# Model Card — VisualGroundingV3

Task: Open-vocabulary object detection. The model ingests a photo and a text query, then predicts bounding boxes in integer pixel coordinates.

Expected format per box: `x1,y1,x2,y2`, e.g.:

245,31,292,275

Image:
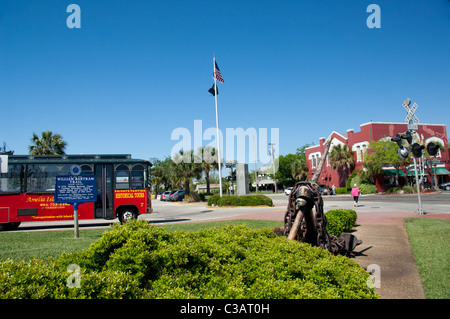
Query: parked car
284,187,293,195
318,184,331,195
162,190,177,201
170,190,185,201
160,191,169,201
439,182,450,191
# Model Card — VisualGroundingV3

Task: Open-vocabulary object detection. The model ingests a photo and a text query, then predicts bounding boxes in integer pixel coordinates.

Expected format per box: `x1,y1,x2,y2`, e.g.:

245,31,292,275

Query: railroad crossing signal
402,98,419,125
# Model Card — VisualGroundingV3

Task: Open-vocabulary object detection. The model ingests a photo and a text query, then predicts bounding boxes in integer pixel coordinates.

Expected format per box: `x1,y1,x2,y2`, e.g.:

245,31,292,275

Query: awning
383,169,406,176
407,169,425,176
432,167,450,175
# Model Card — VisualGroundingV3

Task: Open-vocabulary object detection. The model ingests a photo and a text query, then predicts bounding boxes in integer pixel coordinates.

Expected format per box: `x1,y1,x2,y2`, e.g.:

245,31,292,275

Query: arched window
115,164,130,190
132,164,145,189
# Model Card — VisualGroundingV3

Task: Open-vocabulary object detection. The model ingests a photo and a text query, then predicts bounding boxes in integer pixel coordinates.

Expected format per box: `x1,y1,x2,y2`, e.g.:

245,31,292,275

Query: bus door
94,164,115,219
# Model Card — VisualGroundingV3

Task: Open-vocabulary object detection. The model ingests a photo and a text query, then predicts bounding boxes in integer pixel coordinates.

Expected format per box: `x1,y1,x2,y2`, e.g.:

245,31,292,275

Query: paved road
7,191,450,232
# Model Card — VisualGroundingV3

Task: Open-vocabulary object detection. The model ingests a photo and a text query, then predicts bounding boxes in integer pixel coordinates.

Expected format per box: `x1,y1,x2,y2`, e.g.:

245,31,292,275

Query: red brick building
305,122,450,192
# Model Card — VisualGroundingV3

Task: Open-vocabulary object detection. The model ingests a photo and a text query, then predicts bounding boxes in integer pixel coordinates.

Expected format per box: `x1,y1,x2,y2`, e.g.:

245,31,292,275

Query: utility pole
269,143,277,193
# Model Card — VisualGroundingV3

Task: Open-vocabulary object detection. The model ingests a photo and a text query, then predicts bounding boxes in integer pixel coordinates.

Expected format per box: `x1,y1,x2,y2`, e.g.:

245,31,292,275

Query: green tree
274,143,311,187
28,131,67,155
291,157,307,181
364,140,411,187
171,150,202,195
149,157,171,194
195,146,221,194
275,154,300,187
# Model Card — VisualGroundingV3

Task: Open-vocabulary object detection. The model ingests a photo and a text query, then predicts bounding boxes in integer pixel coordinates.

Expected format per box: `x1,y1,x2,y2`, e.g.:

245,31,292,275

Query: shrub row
335,184,378,195
325,209,358,237
207,194,273,207
0,220,376,299
384,186,413,194
335,187,348,194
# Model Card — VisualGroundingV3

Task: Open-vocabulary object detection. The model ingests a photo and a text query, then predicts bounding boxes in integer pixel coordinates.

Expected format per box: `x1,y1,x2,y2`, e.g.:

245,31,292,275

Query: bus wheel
118,208,137,224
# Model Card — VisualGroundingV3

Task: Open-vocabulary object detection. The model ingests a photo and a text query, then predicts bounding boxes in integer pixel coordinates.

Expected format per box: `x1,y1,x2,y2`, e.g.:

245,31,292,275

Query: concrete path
352,223,426,299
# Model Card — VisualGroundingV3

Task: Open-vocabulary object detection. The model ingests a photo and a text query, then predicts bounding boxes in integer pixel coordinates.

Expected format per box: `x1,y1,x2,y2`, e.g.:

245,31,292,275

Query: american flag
213,61,224,83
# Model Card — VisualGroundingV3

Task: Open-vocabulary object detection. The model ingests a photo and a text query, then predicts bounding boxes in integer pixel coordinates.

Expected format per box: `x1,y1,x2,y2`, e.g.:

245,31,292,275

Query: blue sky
1,0,449,168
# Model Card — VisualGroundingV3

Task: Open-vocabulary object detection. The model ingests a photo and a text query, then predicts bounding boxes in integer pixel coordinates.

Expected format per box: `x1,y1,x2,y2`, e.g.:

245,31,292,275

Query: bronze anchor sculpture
283,139,362,257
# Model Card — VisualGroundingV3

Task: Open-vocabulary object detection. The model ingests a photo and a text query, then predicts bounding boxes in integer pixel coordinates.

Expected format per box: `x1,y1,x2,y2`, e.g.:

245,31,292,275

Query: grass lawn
0,219,283,261
405,218,450,299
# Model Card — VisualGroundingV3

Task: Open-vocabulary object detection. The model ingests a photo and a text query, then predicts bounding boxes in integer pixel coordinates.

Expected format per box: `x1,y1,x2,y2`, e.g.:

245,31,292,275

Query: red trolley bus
0,154,153,231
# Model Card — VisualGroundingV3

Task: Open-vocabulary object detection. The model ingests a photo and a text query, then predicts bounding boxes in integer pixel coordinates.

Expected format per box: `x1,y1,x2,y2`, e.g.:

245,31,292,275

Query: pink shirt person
351,184,360,207
351,185,360,197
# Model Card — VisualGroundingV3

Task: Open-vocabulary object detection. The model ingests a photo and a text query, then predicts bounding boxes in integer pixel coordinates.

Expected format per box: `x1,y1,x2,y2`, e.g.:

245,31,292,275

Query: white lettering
366,4,381,29
66,4,81,29
66,264,81,288
367,264,381,288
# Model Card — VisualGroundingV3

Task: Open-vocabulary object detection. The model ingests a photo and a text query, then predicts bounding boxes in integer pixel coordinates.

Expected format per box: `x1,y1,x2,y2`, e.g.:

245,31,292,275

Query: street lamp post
268,143,277,193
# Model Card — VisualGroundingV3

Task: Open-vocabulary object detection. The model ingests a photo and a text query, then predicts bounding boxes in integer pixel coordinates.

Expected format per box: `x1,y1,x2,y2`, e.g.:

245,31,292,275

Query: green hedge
207,194,273,207
384,186,413,194
0,220,376,299
325,209,358,237
335,187,348,194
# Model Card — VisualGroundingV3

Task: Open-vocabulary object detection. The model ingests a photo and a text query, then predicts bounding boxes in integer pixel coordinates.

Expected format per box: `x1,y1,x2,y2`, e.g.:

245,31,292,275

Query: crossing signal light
426,142,440,156
411,143,425,158
397,146,410,159
403,131,413,144
391,134,402,147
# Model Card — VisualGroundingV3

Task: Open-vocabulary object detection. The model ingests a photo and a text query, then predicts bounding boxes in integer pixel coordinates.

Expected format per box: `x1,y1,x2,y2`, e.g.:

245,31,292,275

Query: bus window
132,164,145,189
115,164,130,190
0,164,23,193
26,164,71,193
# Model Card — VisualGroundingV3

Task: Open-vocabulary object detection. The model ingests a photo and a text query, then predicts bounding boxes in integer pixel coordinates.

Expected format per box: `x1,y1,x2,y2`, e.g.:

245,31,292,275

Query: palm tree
195,146,221,194
328,144,354,186
171,149,202,195
28,131,67,155
291,157,307,181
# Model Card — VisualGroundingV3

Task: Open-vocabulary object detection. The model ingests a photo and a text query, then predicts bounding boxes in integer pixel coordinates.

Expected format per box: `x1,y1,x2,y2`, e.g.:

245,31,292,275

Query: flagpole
213,56,223,197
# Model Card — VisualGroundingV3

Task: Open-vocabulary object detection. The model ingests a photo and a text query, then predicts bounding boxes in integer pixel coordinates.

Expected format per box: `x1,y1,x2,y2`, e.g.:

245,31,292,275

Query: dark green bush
207,194,220,206
358,183,378,194
208,194,273,207
335,187,348,194
325,209,358,237
0,220,376,299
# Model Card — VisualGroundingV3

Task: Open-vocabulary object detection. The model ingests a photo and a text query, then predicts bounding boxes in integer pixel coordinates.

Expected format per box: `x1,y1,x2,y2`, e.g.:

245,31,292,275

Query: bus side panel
0,207,9,223
114,189,147,215
3,194,95,223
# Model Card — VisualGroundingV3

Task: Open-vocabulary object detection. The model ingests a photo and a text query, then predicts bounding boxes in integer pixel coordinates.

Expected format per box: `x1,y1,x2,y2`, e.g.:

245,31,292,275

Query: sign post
55,165,96,238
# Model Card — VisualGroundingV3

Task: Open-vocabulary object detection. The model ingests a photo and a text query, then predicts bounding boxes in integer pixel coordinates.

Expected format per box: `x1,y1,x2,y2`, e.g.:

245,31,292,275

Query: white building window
352,141,369,163
308,152,321,169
